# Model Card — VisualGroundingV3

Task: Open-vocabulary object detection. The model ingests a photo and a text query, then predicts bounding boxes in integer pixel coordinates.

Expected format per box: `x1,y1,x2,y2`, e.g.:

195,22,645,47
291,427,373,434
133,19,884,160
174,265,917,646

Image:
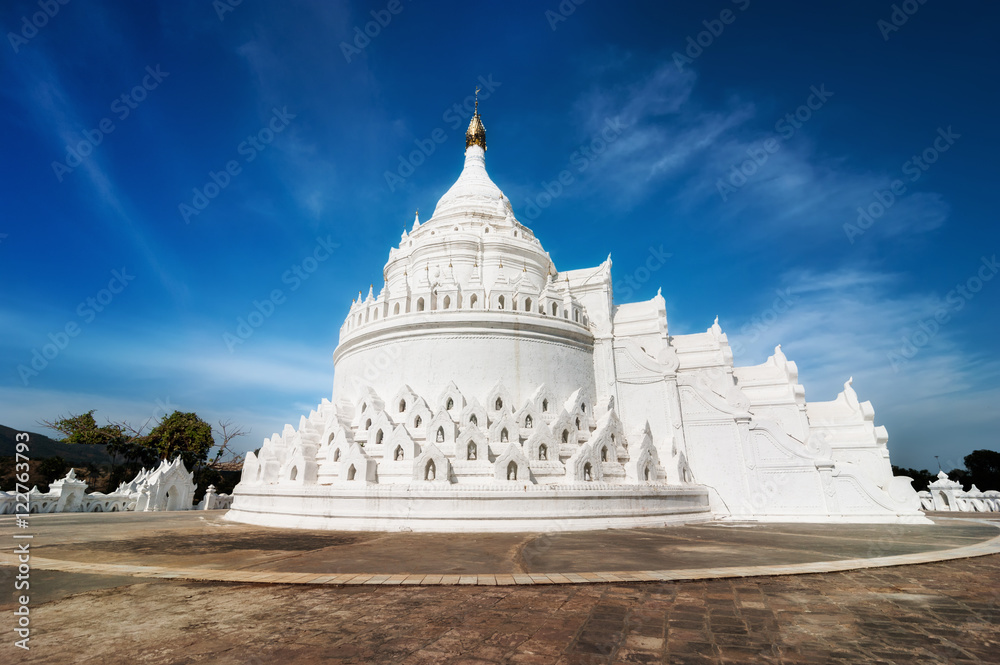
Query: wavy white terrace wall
0,460,224,514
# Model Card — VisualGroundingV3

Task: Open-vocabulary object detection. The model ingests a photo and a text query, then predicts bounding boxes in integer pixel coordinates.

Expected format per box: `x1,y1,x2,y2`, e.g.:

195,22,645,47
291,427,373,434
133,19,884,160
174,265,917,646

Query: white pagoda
227,101,926,531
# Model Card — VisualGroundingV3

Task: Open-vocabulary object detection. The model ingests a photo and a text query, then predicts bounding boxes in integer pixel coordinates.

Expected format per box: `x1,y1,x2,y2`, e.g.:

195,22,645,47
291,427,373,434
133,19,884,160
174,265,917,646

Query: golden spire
465,86,487,151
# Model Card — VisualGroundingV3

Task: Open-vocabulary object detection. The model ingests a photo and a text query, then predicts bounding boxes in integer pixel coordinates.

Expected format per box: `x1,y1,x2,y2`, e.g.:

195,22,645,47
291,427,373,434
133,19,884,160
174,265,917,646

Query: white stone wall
0,460,200,514
332,315,596,412
228,119,931,530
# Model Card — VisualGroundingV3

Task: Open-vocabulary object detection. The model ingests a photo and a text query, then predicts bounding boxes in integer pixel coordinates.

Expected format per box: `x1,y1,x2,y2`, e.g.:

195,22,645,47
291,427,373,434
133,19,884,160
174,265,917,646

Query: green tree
42,409,244,493
147,411,214,468
41,410,157,491
37,456,70,483
964,449,1000,491
50,411,108,446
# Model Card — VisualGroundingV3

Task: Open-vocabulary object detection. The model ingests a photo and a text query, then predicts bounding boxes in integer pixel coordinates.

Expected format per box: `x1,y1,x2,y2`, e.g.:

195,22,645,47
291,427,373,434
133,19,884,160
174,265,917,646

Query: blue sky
1,0,997,471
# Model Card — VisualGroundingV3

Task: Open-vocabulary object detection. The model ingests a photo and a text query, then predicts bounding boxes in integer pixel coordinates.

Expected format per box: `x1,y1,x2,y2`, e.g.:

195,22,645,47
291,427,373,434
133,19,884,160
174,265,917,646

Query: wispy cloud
566,62,754,202
682,137,951,242
6,47,185,297
561,59,952,246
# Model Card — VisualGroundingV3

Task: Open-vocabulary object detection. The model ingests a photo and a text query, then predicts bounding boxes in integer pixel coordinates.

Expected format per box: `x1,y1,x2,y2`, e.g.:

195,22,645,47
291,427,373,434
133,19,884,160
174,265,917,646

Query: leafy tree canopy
37,455,70,481
964,449,1000,491
44,410,155,468
50,410,113,446
147,411,215,468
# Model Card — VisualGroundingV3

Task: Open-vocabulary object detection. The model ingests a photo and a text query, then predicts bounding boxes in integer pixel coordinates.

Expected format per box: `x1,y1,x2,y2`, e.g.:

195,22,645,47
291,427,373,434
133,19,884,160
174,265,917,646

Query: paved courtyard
3,556,999,664
2,512,999,664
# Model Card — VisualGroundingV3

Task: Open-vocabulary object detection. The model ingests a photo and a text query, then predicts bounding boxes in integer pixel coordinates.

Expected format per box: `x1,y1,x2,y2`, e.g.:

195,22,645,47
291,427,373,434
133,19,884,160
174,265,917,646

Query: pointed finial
466,89,487,151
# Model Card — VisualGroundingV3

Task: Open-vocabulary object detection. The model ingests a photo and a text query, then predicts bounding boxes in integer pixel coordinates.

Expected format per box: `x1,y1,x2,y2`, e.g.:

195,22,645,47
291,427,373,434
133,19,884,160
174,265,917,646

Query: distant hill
0,424,114,465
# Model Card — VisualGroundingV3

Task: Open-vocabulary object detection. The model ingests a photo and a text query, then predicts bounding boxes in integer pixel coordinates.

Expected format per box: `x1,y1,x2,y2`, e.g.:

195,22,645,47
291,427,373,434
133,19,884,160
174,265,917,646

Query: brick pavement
3,512,998,587
8,554,1000,664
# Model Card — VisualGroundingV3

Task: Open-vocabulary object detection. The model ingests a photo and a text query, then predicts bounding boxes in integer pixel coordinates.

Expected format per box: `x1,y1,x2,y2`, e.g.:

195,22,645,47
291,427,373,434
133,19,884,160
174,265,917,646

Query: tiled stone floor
3,512,998,586
7,554,1000,664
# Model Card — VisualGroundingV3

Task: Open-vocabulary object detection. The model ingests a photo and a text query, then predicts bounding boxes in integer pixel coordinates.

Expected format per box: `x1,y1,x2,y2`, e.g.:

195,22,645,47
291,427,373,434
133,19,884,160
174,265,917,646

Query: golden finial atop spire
465,87,487,151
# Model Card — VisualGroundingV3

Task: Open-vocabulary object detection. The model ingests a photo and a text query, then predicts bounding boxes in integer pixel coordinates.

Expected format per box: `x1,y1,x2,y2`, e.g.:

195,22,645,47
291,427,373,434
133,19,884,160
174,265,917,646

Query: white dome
431,145,513,222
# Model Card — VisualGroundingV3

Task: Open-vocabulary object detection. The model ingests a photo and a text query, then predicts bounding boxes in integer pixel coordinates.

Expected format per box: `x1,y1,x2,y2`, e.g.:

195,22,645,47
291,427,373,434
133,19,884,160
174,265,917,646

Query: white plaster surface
228,113,934,531
0,459,218,514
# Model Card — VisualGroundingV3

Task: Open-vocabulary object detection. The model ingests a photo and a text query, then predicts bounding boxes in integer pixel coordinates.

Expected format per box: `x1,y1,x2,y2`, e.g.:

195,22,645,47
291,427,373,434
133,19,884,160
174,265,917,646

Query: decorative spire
465,87,487,151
